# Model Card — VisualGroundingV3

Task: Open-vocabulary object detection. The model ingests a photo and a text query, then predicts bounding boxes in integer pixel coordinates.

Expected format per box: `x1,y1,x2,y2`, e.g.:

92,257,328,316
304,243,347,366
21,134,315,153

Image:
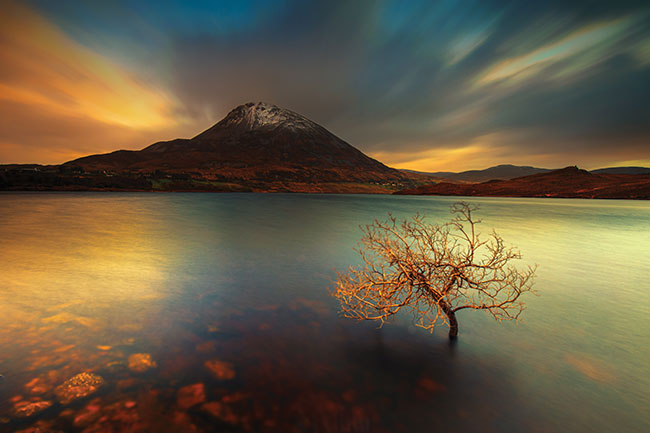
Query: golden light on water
0,198,173,346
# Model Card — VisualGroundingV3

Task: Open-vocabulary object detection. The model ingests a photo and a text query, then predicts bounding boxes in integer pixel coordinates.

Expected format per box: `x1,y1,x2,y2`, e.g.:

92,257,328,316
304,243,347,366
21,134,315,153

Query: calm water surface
1,193,649,432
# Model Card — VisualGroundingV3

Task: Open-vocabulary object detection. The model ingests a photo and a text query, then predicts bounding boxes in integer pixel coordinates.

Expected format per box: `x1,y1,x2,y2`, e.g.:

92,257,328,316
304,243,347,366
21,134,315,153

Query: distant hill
395,166,650,199
401,164,551,183
398,169,450,182
2,102,425,193
591,166,650,175
402,164,650,184
436,164,552,182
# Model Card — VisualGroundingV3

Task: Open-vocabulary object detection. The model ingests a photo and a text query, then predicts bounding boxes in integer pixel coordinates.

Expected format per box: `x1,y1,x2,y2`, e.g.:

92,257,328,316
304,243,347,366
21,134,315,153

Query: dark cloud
15,0,650,169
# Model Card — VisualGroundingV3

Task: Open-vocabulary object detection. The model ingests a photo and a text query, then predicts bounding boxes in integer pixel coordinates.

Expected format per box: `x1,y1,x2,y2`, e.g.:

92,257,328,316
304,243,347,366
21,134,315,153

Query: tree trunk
446,310,458,339
440,301,459,340
423,283,459,339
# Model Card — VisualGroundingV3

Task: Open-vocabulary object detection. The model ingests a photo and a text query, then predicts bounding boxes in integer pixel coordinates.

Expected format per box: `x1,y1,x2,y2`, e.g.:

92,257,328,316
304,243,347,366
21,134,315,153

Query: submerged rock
67,398,143,432
171,411,200,433
204,360,235,380
73,400,102,428
417,376,446,393
25,377,52,395
14,420,64,433
128,353,157,373
12,399,53,417
54,372,105,404
176,383,206,409
221,392,250,403
201,401,239,425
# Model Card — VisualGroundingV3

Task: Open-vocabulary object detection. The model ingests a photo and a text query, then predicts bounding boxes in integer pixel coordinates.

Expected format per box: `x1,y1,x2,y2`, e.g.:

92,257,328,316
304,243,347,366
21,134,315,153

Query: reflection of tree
333,202,536,339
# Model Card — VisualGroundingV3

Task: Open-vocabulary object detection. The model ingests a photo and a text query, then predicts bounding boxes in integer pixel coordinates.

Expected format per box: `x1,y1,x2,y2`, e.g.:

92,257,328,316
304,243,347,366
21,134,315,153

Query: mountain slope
67,102,411,190
395,166,650,199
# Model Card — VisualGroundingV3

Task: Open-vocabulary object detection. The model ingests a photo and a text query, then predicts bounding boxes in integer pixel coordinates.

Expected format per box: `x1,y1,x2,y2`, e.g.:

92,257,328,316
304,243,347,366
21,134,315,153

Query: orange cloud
0,1,196,164
369,129,650,172
369,133,517,172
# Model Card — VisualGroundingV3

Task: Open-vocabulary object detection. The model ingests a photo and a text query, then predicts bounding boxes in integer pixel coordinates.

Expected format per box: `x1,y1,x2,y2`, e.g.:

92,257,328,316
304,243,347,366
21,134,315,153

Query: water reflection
0,193,649,432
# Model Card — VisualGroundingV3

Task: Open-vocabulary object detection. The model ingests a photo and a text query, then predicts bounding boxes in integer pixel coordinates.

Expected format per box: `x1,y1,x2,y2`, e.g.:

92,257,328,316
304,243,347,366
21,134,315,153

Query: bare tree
332,202,536,339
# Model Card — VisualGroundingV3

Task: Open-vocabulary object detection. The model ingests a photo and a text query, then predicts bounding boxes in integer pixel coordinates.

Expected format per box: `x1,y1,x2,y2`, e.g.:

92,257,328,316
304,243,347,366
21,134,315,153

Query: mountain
403,164,650,183
62,102,416,192
402,164,552,183
395,166,650,199
591,166,650,175
5,102,647,195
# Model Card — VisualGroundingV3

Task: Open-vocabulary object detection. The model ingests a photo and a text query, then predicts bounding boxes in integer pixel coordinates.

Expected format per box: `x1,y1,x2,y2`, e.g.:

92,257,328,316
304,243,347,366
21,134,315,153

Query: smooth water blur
1,193,649,432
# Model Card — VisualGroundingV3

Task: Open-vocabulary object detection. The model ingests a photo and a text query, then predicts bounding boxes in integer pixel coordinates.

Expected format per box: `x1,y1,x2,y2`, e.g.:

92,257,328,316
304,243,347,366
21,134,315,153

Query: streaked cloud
446,19,497,66
2,0,650,170
0,1,197,163
476,17,637,87
0,2,184,129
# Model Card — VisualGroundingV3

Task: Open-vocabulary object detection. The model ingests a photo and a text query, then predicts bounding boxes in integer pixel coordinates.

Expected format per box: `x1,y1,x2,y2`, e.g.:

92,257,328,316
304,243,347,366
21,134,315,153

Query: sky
0,0,649,171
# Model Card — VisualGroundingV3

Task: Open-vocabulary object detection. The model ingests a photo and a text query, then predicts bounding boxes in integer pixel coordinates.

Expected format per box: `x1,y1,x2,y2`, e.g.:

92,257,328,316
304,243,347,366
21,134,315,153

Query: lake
1,192,649,432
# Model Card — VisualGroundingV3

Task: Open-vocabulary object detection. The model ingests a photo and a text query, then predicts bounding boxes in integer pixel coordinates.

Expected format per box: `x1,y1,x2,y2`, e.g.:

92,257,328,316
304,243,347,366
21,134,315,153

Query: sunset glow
0,1,196,163
1,0,648,170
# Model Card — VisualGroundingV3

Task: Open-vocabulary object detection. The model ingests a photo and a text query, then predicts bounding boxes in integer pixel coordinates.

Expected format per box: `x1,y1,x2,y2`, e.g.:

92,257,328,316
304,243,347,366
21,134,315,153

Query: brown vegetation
395,166,650,199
